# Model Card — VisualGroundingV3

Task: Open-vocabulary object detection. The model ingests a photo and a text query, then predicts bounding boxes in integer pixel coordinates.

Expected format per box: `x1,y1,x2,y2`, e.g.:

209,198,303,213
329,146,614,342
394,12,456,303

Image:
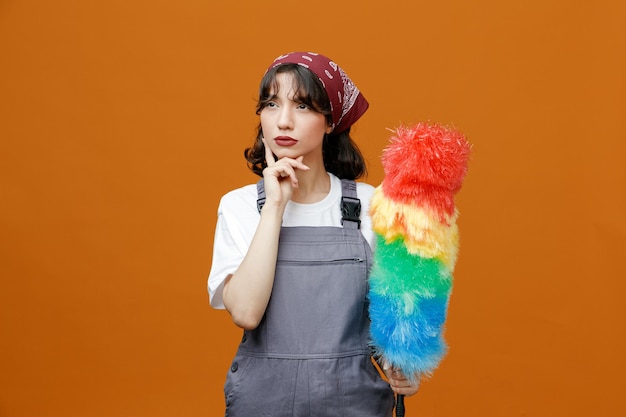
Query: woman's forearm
222,203,284,330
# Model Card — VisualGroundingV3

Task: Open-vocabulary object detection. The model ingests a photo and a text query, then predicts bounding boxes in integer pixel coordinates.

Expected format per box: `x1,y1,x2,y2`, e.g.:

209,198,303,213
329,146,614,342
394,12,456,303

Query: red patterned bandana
268,52,369,133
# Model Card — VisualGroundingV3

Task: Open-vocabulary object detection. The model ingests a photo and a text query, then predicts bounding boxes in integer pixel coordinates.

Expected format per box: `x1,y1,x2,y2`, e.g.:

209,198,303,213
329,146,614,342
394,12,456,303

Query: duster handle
396,394,405,417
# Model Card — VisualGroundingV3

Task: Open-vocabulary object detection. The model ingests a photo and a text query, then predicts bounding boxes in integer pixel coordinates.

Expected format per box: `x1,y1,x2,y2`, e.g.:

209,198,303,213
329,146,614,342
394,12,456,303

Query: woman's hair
244,63,367,180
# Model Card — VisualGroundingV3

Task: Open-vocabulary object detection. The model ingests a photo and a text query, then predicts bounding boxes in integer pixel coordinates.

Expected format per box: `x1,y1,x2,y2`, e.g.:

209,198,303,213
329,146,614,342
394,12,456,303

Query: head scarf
267,52,369,134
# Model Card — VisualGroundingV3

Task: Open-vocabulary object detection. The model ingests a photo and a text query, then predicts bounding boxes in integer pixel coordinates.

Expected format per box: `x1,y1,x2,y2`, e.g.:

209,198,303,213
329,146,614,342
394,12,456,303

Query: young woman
208,52,419,416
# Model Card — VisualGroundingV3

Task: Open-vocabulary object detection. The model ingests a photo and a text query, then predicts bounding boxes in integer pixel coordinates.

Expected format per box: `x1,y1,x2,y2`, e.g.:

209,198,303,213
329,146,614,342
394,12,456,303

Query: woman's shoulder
356,181,376,200
356,181,375,192
354,182,376,226
218,183,260,214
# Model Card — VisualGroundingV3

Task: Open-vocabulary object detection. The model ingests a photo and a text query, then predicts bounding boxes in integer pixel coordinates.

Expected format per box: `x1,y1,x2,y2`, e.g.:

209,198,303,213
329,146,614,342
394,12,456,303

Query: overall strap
340,179,361,229
256,178,361,230
256,179,266,213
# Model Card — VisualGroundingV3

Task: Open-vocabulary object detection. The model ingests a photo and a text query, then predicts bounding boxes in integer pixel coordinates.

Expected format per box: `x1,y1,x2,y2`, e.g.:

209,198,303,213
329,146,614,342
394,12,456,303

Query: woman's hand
382,360,421,397
223,140,309,330
261,138,309,208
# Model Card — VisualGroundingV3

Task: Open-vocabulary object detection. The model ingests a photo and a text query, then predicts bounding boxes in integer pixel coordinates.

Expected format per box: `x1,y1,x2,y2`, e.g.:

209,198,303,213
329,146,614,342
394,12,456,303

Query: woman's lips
274,136,298,146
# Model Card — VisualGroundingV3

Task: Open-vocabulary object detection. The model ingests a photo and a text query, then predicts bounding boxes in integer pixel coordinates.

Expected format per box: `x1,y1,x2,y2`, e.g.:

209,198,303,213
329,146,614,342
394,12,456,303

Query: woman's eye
266,102,277,108
296,104,309,110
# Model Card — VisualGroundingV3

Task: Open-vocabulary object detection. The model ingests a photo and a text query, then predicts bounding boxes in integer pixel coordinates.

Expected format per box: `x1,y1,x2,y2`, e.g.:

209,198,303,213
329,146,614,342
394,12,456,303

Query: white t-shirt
207,173,376,309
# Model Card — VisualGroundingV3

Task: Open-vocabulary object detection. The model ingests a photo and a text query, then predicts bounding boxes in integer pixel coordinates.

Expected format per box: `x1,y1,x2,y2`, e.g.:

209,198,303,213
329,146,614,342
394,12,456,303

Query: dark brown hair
244,64,367,180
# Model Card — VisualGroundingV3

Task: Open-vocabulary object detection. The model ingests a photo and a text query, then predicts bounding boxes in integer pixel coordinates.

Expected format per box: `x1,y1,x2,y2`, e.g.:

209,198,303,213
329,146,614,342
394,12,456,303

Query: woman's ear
326,123,335,135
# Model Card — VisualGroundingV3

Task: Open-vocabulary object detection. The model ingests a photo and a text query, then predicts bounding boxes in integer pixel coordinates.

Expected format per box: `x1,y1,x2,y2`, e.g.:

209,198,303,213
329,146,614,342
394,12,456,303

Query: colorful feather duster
368,122,471,383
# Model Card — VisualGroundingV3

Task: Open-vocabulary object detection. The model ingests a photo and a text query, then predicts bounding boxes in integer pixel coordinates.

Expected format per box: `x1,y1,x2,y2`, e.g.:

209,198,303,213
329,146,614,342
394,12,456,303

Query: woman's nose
277,107,293,129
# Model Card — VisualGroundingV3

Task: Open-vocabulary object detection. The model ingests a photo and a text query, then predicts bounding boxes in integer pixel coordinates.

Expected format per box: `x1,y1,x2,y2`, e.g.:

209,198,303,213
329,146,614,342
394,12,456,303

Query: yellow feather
370,187,460,268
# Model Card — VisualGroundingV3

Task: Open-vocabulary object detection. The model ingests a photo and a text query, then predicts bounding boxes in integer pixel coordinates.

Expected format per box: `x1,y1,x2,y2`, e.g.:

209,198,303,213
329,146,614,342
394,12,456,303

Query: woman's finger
294,155,309,171
263,160,297,188
262,137,276,167
389,372,421,397
277,164,296,182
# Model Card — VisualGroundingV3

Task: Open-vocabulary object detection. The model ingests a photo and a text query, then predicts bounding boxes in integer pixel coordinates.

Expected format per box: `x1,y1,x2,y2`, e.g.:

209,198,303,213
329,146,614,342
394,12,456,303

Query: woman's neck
290,166,330,204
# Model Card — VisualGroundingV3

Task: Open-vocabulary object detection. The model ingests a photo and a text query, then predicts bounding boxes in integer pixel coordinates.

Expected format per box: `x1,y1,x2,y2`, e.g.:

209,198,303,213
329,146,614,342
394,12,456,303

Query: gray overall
223,179,394,417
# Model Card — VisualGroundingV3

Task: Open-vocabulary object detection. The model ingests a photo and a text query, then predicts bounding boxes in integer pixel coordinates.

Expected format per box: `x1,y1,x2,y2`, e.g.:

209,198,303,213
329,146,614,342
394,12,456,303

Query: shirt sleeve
207,186,259,309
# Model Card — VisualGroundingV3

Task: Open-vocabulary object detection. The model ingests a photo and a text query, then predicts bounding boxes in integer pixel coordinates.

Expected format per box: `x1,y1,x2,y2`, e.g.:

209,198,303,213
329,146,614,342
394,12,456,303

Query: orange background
1,1,625,416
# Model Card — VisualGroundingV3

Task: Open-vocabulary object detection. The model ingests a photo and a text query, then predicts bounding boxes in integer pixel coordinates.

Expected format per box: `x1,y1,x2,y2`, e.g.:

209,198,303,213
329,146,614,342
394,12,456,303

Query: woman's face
260,72,332,163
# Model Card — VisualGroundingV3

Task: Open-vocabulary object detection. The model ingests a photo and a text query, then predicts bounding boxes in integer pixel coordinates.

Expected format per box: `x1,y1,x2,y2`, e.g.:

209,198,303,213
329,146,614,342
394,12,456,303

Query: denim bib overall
223,180,394,417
